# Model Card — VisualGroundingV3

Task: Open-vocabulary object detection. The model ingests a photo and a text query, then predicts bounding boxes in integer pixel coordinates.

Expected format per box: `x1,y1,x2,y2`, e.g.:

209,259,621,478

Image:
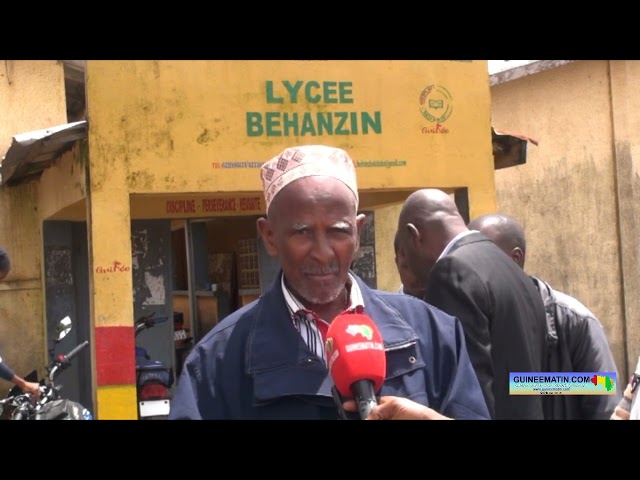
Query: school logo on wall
418,85,453,123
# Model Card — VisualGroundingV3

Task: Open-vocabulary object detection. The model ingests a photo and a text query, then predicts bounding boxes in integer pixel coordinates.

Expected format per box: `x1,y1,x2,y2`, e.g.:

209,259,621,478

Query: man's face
397,226,434,288
258,176,364,307
395,248,426,299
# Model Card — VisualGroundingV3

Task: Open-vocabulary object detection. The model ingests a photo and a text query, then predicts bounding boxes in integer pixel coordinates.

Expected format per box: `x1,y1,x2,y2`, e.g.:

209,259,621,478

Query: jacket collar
246,270,420,403
530,276,558,345
444,230,490,257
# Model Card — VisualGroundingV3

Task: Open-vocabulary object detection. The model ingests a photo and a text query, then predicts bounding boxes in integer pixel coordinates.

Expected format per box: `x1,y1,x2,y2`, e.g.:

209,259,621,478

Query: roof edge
490,60,577,86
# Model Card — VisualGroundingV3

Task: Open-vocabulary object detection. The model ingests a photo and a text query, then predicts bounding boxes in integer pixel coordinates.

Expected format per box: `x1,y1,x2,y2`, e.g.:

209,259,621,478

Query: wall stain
197,129,211,144
152,130,174,153
126,170,155,190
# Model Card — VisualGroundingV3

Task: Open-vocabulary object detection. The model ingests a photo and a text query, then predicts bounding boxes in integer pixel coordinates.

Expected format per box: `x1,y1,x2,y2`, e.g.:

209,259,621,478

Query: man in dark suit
396,189,548,419
468,213,621,420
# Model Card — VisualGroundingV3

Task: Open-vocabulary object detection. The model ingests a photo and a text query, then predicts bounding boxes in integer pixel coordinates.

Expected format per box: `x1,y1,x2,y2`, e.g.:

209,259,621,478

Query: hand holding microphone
342,396,452,420
325,312,452,420
325,312,386,420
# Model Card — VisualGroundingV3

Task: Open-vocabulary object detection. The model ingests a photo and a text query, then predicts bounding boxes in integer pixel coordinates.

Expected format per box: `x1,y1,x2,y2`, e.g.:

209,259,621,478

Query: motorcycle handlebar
65,340,89,361
49,341,89,381
134,314,169,336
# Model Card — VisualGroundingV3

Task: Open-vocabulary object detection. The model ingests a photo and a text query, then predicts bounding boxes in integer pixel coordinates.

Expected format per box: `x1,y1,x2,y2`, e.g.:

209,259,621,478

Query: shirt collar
437,229,478,263
281,271,365,318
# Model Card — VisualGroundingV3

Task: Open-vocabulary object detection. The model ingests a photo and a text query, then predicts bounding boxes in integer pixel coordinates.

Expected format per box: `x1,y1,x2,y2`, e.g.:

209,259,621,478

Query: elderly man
395,189,548,420
468,213,621,420
168,146,489,420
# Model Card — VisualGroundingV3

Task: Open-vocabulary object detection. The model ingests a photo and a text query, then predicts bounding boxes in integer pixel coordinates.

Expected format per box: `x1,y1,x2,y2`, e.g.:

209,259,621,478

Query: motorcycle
135,312,174,420
173,311,193,379
0,316,93,420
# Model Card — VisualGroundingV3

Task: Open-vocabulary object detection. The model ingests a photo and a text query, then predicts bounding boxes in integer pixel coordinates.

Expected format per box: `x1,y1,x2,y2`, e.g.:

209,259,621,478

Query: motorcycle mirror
55,316,73,341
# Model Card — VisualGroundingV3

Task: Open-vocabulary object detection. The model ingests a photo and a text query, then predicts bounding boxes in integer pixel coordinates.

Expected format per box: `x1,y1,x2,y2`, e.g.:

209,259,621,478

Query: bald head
468,213,527,269
399,188,467,238
396,189,468,287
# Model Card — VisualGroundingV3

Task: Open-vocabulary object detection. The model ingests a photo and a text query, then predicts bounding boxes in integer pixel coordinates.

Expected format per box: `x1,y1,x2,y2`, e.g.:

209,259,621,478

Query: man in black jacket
468,213,621,420
396,189,548,420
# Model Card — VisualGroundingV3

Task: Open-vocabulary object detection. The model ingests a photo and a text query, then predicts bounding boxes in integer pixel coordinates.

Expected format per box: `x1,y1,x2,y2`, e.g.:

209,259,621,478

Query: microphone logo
346,324,374,340
325,337,334,355
325,337,340,370
328,322,384,355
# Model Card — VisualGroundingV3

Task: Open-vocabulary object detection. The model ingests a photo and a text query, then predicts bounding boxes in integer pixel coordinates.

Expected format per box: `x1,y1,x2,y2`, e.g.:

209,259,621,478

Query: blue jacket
168,272,490,420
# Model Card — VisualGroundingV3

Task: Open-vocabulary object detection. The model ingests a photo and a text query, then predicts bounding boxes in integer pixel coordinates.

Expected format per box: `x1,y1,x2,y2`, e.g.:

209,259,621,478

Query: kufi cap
260,145,359,213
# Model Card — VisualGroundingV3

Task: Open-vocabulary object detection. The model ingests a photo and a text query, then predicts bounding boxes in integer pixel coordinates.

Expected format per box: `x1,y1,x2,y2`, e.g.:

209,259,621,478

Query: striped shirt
281,272,365,364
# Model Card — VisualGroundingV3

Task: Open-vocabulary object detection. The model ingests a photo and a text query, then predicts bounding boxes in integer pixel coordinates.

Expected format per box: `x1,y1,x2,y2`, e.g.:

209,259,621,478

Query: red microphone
325,312,386,419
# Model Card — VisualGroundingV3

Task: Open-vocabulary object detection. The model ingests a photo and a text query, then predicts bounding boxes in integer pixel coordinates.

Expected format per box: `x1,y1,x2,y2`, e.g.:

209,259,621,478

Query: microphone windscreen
325,312,386,398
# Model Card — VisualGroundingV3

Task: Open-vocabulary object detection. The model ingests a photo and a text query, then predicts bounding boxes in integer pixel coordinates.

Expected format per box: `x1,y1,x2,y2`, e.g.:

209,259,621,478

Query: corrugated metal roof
0,120,87,186
490,60,576,86
492,126,538,170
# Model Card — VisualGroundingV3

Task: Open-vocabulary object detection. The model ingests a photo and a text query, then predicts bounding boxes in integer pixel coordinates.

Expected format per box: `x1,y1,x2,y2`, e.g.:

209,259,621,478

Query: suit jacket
168,270,490,420
425,232,548,420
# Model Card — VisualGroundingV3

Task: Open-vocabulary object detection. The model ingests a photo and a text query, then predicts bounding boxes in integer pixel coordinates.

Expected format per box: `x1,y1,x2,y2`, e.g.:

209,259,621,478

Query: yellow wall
0,60,68,154
0,183,44,393
85,60,495,198
375,203,403,292
0,60,68,394
38,141,88,221
81,60,498,417
86,60,497,293
490,60,637,378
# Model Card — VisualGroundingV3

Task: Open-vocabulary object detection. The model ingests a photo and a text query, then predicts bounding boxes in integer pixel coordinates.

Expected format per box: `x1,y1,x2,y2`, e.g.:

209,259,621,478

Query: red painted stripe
95,326,136,385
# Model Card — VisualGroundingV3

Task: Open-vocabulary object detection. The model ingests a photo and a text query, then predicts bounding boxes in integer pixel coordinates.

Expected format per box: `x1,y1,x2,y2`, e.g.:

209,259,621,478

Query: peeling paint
142,271,165,305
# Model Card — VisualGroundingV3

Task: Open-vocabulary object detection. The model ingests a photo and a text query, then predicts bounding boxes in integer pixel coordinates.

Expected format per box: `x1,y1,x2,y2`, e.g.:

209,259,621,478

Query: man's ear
511,247,525,269
256,217,278,257
405,223,421,247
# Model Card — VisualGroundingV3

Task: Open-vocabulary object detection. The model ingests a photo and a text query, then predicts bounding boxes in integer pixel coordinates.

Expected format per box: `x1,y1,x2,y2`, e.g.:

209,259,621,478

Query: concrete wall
0,60,67,154
490,60,636,378
0,60,68,394
0,183,43,393
375,203,402,292
38,142,87,221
